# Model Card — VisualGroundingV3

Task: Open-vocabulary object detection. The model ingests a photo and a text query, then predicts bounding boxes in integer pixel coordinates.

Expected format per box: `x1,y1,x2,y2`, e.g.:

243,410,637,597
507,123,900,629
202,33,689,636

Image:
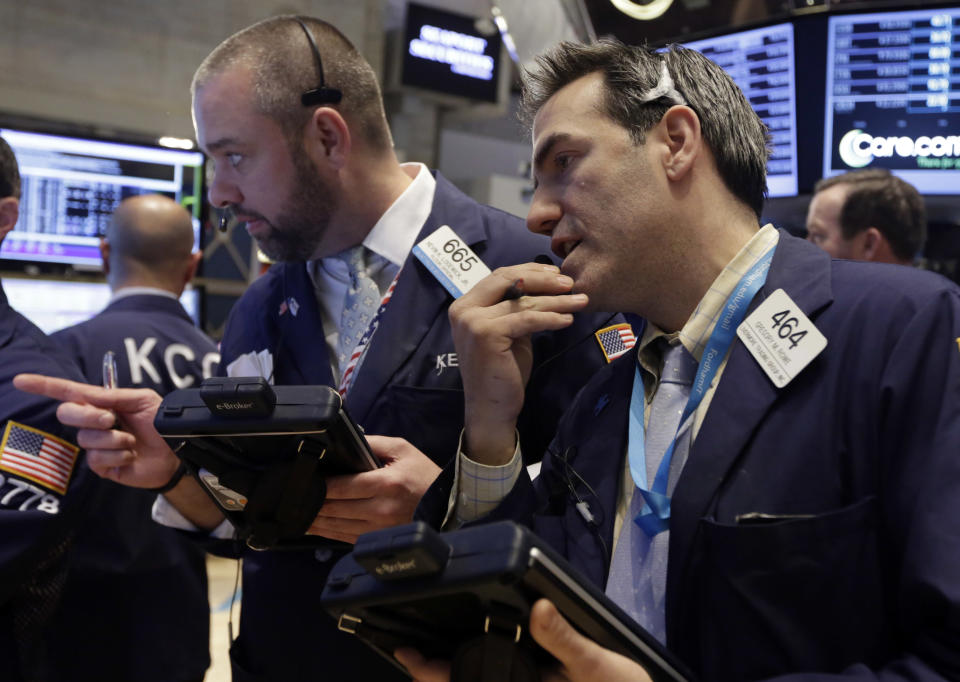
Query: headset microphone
219,212,228,233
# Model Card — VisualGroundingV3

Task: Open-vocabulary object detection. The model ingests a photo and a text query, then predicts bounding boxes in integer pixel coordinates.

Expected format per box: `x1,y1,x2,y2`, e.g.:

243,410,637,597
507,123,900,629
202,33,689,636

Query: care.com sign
838,129,960,169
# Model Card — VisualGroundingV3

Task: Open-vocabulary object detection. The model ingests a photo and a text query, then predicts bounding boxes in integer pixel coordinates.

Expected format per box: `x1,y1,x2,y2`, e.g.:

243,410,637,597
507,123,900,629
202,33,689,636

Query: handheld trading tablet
154,377,379,550
321,521,693,682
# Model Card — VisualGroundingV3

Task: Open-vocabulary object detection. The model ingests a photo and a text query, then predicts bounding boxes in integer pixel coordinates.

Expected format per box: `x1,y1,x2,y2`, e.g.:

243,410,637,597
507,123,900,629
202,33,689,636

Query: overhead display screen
684,22,799,198
823,7,960,194
0,129,203,268
401,2,503,104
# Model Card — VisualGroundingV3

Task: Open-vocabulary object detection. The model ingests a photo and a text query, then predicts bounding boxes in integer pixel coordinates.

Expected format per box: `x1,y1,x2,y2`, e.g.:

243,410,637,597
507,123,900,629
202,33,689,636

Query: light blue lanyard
628,246,775,536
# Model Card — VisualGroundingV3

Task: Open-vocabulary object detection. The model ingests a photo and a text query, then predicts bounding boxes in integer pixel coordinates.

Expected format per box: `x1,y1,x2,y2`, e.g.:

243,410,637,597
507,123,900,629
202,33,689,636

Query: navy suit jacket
0,281,96,682
421,232,960,681
215,173,621,681
48,294,220,681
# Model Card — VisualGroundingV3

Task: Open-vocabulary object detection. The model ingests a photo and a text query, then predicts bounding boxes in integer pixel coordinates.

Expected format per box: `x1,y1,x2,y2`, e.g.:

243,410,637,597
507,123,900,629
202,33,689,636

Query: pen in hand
501,255,559,302
501,278,525,302
102,350,118,390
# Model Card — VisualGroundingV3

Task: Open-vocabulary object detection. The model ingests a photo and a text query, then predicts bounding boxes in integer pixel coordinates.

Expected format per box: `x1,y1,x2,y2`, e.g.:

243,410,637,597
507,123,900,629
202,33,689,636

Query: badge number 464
737,288,827,388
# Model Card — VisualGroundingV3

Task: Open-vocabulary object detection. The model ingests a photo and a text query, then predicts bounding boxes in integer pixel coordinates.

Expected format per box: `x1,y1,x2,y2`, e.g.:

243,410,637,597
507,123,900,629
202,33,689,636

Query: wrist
463,423,518,466
149,460,188,493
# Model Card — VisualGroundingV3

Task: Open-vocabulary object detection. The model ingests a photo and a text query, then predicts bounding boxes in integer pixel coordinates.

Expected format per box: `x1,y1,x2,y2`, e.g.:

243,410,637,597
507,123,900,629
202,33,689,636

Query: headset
218,17,343,233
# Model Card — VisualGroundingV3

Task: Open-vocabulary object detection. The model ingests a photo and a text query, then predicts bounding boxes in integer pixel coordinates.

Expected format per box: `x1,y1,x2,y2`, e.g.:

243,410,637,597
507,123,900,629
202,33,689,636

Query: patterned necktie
605,340,698,644
337,246,381,376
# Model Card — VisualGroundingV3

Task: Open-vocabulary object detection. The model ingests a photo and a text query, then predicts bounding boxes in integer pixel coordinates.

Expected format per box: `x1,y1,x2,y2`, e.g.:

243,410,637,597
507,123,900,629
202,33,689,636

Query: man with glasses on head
399,40,960,681
16,16,621,682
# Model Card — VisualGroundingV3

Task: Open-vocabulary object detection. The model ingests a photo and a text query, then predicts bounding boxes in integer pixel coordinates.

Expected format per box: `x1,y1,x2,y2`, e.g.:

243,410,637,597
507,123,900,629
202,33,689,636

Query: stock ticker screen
823,7,960,193
684,22,799,198
0,129,203,268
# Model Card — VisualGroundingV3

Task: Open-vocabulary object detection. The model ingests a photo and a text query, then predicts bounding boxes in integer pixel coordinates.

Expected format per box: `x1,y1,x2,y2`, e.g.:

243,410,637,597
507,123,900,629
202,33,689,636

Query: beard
249,149,337,262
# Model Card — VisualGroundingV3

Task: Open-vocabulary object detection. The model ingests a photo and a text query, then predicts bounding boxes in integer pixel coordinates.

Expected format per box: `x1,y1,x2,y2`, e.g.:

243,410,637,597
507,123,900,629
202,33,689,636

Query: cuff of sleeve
446,430,522,527
151,493,237,540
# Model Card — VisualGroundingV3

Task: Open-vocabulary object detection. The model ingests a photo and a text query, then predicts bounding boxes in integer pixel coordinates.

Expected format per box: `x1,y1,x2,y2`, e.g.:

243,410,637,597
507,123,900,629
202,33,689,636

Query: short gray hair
192,15,392,153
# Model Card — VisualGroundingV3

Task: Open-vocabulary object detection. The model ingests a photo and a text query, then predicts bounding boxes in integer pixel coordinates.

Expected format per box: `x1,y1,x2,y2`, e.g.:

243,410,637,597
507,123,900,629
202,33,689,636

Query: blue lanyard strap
628,245,775,536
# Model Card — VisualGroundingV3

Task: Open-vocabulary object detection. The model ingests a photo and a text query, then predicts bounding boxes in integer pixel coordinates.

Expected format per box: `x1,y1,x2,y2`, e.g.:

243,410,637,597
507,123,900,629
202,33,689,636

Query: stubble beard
255,150,337,262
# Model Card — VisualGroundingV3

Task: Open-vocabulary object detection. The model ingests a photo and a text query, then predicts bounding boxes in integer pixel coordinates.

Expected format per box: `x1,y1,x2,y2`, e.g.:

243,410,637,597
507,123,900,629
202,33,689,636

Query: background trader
48,194,219,682
805,168,926,265
0,137,97,682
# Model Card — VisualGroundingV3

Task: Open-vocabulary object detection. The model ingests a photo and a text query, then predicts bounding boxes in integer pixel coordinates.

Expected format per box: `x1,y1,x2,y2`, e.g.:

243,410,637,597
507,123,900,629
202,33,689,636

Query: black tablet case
322,520,694,682
154,378,378,549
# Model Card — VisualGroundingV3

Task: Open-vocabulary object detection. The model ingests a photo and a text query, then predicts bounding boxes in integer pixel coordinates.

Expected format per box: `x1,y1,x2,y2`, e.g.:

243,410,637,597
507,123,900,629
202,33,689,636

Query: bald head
103,195,199,294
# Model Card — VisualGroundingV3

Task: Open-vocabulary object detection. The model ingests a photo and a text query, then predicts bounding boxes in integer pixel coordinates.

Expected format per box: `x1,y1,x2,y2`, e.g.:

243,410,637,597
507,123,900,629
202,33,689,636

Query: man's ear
658,105,701,182
854,227,883,261
184,250,202,286
305,107,351,169
99,237,111,276
0,197,19,242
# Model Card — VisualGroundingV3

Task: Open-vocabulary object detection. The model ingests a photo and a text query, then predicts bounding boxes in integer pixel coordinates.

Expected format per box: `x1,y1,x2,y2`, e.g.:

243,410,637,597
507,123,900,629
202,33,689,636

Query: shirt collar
307,163,436,288
638,224,779,376
362,162,436,267
109,286,179,304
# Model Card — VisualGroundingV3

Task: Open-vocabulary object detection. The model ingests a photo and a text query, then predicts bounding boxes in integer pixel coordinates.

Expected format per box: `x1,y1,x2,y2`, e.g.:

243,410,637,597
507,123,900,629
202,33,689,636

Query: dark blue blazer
421,232,960,681
48,293,220,681
0,281,96,682
216,173,622,681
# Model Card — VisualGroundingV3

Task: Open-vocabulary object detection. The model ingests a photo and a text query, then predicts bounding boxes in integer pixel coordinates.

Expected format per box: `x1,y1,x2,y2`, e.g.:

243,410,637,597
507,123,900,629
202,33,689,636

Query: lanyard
338,268,403,397
628,245,775,536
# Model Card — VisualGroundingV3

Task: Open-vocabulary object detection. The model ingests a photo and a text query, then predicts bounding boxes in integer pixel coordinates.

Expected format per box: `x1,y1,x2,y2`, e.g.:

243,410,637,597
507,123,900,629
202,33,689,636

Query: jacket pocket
693,496,890,680
371,385,465,465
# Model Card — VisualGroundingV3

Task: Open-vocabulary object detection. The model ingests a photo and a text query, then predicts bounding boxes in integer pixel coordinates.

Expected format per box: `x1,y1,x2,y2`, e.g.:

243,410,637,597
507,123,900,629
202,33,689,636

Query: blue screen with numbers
823,6,960,194
683,22,799,198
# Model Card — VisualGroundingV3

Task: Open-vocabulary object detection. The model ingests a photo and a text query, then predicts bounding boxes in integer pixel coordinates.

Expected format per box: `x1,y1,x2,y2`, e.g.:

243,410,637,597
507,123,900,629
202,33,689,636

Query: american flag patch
0,421,79,496
594,323,637,362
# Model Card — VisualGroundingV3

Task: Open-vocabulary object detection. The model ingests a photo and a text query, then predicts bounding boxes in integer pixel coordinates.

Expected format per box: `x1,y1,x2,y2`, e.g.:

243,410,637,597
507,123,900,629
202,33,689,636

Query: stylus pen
501,278,524,302
102,350,118,390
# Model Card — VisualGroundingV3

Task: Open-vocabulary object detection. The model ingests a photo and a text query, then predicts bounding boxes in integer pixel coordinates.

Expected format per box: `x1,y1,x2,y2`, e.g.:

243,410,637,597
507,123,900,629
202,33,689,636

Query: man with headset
17,16,622,682
46,194,219,682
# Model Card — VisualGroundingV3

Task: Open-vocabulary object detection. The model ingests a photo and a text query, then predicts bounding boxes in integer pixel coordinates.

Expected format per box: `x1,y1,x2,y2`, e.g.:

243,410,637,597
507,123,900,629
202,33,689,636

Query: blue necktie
337,246,381,375
605,340,698,644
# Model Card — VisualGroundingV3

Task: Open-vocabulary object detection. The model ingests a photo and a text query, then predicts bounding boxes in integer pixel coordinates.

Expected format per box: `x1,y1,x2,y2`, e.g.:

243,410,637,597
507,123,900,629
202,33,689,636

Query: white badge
412,225,491,299
737,288,827,388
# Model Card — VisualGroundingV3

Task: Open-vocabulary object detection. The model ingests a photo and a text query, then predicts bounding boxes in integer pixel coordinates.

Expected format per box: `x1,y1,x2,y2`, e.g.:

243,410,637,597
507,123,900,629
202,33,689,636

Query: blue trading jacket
420,231,960,681
48,293,220,682
0,280,96,682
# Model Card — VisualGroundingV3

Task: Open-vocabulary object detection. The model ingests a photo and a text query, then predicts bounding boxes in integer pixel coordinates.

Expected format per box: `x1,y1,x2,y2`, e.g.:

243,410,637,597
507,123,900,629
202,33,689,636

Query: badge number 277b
0,473,60,513
737,288,827,388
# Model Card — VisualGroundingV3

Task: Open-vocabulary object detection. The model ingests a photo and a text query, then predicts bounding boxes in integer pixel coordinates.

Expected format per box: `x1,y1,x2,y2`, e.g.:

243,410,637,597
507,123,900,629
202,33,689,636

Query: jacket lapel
665,232,835,643
345,174,489,423
559,353,636,588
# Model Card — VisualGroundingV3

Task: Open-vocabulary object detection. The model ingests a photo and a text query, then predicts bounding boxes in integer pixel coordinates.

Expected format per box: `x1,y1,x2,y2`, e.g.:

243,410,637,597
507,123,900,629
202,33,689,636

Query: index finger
14,373,147,411
460,263,570,307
